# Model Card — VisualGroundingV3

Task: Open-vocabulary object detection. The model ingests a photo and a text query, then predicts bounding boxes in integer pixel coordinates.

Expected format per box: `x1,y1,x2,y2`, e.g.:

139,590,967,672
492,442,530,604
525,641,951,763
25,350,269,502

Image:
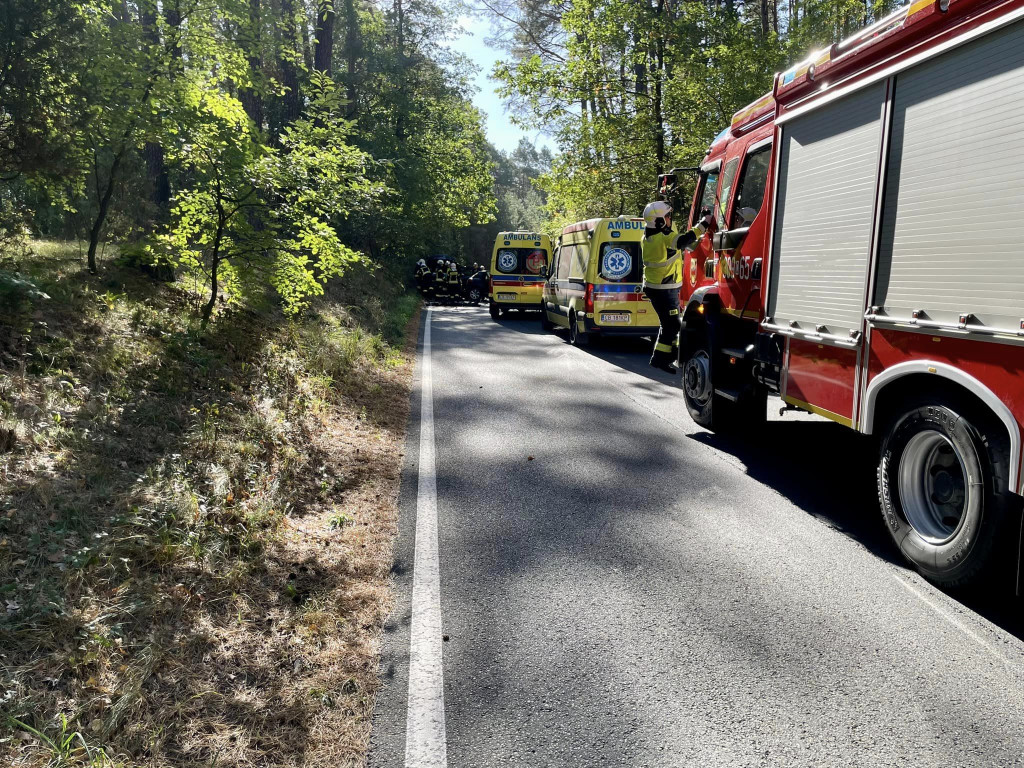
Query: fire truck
664,0,1024,588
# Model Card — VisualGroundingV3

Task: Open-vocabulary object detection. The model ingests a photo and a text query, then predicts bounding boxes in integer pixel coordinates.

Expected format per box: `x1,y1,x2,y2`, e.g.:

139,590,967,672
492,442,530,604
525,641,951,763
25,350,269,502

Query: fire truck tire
681,336,731,430
877,398,1014,588
568,312,589,347
489,304,501,320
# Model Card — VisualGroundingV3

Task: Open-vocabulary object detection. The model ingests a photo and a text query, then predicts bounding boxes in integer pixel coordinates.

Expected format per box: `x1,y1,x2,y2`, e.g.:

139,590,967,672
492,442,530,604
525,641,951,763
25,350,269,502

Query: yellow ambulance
488,231,551,319
541,217,659,345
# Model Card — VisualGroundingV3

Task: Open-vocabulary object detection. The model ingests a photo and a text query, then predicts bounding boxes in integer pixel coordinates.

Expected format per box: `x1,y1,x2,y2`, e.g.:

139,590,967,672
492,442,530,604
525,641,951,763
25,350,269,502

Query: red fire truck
667,0,1024,588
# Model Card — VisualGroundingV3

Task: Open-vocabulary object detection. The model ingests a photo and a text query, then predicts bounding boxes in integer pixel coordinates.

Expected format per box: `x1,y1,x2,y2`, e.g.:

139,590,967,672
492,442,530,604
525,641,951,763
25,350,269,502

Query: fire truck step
721,346,754,360
714,387,742,403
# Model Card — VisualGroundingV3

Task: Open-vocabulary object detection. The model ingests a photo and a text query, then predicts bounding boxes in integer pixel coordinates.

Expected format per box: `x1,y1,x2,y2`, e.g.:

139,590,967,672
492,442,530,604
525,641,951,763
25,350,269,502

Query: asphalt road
371,305,1024,768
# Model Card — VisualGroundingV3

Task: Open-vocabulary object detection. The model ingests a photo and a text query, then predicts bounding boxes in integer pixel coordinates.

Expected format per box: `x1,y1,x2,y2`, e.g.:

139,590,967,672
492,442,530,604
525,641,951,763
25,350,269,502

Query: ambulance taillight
584,283,595,314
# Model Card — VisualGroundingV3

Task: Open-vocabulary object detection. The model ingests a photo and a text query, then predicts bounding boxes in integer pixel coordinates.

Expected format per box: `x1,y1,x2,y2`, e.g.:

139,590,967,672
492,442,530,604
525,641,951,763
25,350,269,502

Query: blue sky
447,15,554,154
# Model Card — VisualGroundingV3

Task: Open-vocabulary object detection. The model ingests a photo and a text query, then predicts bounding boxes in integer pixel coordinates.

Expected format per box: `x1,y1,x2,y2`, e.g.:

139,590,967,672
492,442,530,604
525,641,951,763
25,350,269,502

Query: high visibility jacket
642,222,707,290
447,266,460,285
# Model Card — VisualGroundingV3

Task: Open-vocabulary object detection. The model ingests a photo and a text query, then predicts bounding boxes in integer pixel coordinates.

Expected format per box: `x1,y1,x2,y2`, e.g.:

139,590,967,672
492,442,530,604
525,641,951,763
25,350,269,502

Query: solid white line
889,572,1018,673
405,307,448,768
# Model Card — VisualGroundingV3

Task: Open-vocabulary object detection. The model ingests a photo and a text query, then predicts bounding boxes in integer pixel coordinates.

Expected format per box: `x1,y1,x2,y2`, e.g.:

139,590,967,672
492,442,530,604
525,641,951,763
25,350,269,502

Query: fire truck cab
674,0,1024,588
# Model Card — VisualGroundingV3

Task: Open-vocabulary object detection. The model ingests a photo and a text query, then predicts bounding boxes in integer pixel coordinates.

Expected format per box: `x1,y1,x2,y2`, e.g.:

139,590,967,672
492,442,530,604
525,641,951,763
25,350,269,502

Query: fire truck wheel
681,337,726,429
489,304,501,320
568,312,589,347
877,399,1014,588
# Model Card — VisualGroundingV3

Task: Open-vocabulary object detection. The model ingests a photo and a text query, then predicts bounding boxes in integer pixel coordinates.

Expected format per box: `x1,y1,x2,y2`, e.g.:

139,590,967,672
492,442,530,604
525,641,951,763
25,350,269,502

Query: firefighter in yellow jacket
642,201,714,374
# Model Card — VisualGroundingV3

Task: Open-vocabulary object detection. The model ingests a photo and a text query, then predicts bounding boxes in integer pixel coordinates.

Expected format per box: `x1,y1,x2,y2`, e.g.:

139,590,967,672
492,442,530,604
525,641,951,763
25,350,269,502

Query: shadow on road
435,306,1024,641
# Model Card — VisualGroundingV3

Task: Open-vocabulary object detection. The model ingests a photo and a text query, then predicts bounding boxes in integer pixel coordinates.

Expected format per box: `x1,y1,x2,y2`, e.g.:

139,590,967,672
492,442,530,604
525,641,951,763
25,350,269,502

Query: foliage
490,0,903,225
1,0,498,318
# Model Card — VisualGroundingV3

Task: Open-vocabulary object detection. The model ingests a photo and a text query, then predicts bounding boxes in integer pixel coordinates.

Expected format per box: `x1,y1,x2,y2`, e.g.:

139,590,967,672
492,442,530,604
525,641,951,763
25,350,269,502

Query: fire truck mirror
712,227,750,252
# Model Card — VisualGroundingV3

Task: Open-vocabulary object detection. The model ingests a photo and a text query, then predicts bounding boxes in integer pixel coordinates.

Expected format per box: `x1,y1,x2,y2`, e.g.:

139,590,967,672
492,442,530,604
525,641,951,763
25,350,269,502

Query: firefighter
447,261,461,302
415,259,432,298
641,201,714,374
434,260,448,302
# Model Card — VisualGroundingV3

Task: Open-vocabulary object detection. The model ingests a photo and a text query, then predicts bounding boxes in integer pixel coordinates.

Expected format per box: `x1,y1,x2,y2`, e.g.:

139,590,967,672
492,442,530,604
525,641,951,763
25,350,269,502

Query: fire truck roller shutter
768,82,886,339
873,19,1024,335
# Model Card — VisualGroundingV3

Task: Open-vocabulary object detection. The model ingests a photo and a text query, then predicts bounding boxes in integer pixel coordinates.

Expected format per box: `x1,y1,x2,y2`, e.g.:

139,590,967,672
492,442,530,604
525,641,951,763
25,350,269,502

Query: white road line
890,572,1019,672
405,307,448,768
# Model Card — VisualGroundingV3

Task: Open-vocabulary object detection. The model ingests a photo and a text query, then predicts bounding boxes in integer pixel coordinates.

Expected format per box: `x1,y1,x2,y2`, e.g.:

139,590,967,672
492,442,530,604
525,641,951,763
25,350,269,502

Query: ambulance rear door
591,224,649,329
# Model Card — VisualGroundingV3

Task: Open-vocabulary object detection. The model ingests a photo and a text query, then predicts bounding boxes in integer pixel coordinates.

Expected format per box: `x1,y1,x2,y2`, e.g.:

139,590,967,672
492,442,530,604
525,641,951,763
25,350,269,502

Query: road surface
371,305,1024,768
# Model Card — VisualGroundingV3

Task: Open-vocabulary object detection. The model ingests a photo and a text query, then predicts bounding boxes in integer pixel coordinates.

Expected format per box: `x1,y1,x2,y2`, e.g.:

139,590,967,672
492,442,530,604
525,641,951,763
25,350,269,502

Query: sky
446,15,554,155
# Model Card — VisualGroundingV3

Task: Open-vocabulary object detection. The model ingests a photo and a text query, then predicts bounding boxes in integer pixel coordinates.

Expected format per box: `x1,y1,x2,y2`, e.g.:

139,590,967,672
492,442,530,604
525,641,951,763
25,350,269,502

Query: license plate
601,312,629,323
497,292,517,301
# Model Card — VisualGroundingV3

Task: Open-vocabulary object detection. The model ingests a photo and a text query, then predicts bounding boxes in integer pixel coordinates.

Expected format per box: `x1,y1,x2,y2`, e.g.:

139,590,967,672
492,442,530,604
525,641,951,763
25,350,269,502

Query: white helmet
643,200,673,228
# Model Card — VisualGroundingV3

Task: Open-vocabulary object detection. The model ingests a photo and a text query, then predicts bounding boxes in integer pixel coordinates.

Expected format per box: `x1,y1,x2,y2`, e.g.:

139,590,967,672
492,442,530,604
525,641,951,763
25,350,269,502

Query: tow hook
779,402,799,418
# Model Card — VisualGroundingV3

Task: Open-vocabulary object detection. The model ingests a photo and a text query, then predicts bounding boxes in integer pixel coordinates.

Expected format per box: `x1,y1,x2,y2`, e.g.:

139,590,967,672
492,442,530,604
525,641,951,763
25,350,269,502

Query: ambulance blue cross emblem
602,247,631,280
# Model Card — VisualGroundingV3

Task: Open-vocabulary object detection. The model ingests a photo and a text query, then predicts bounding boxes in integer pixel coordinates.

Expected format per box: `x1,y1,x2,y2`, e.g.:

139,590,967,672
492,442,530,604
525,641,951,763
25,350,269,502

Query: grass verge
0,242,420,767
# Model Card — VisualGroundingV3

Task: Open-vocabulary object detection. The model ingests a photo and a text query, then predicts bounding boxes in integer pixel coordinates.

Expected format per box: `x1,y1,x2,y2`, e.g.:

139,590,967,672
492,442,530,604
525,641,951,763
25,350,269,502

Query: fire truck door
768,81,888,425
719,139,772,320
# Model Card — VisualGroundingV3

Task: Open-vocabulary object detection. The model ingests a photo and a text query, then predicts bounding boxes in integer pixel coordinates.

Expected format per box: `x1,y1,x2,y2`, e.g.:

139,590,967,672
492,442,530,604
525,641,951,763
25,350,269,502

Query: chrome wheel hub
683,350,712,406
898,430,969,544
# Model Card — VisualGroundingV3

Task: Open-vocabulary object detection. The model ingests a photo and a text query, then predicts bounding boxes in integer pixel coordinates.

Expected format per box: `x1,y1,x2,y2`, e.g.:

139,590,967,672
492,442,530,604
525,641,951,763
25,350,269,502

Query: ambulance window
557,245,573,280
495,247,547,274
598,242,641,282
569,243,588,280
696,170,720,225
717,158,740,229
731,145,771,229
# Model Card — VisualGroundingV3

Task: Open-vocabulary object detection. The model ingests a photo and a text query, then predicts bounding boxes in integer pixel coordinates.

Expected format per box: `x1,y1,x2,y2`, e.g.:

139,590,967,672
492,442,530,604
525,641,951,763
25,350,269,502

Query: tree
160,72,373,321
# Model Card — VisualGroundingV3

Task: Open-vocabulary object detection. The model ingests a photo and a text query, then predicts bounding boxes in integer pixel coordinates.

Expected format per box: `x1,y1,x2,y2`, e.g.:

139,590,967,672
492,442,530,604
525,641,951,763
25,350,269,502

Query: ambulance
488,231,551,319
541,217,659,345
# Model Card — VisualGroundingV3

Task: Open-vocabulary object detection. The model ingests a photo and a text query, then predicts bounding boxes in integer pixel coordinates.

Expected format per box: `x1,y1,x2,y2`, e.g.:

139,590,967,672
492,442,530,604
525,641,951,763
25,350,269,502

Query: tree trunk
145,143,171,208
653,0,665,175
202,213,226,325
140,0,170,215
313,0,335,75
241,0,265,129
87,149,125,274
394,0,406,139
761,0,770,37
343,0,360,117
279,0,302,124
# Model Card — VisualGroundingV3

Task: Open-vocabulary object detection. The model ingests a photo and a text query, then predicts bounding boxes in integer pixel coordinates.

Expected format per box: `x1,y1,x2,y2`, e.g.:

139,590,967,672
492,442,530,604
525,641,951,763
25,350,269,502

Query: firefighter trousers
643,286,681,367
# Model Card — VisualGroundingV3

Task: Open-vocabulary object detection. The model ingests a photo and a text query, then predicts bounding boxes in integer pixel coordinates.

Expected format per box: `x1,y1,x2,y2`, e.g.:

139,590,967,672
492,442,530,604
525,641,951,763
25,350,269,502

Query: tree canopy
1,0,500,317
486,0,903,227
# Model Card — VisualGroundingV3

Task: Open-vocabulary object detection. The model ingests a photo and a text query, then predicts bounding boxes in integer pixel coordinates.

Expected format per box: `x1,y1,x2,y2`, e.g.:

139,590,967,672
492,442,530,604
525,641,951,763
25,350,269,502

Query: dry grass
0,242,419,767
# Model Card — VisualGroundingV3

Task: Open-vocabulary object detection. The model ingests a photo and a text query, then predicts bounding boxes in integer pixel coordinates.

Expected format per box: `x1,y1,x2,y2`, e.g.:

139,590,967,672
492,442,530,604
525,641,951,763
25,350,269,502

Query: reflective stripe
655,342,673,353
644,282,682,290
643,252,681,269
669,308,679,315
